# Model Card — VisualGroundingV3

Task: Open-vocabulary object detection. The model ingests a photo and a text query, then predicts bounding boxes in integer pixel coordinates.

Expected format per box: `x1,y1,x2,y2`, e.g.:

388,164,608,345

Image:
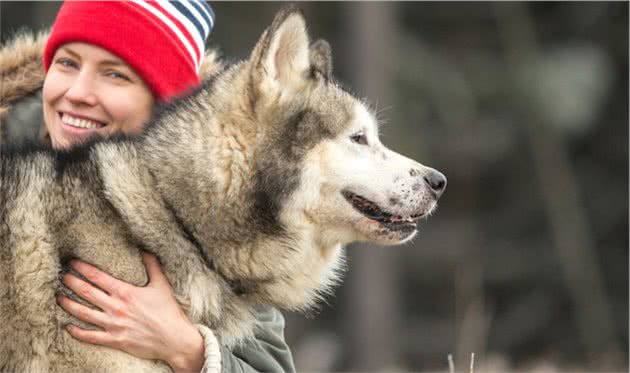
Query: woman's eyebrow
59,47,127,67
99,60,127,67
59,46,81,60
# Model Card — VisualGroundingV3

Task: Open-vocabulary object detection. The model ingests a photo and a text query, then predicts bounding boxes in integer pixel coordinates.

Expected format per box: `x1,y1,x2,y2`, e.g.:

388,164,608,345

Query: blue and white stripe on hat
131,0,215,72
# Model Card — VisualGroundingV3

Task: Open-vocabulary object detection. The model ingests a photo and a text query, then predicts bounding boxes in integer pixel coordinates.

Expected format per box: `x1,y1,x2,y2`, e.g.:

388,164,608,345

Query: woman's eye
56,58,78,69
350,133,368,145
107,71,130,81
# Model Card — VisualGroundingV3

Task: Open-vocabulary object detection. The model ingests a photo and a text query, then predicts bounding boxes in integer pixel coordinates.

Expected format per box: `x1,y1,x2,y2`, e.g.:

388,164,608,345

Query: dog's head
238,8,447,247
163,7,450,311
240,8,446,247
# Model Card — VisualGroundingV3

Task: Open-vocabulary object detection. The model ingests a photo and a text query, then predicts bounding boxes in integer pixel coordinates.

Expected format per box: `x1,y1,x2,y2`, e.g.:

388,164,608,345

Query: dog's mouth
342,190,423,231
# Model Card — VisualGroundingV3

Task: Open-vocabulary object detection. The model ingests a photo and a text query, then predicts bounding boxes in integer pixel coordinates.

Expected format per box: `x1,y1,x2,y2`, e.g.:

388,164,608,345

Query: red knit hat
43,0,215,102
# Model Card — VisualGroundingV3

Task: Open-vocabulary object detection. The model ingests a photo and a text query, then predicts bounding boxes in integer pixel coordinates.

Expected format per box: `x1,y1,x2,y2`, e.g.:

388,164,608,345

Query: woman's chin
54,125,102,149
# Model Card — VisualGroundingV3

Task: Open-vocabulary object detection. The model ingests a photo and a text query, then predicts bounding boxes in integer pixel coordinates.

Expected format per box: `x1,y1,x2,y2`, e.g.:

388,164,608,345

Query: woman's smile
59,112,106,130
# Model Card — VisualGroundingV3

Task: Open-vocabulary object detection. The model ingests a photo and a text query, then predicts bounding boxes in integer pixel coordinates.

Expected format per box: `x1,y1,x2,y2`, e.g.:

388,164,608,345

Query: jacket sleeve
211,306,296,373
194,306,296,373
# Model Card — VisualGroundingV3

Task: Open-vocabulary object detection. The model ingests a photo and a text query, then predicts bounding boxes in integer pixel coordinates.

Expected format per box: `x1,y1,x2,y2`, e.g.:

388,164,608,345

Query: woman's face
43,42,155,150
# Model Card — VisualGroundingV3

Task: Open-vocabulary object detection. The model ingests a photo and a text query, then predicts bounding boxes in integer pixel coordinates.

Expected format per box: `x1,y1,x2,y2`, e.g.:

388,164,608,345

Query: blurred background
2,2,627,372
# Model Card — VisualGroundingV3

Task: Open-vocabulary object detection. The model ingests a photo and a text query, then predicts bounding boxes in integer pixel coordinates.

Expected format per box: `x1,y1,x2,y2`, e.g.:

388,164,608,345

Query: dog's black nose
424,170,447,197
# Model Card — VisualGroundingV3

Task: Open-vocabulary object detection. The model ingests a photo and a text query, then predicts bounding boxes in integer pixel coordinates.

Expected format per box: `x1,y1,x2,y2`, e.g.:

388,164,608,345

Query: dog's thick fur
0,8,445,372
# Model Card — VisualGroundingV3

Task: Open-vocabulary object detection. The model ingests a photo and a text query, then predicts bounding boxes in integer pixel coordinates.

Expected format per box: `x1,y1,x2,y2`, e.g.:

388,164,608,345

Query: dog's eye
350,133,368,145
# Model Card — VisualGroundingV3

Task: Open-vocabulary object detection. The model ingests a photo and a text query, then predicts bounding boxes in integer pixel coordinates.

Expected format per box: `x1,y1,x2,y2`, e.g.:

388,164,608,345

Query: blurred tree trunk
341,3,401,371
494,3,623,368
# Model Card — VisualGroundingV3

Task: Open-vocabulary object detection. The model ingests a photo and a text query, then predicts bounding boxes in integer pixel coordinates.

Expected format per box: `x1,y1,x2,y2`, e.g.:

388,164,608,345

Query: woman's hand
57,252,206,373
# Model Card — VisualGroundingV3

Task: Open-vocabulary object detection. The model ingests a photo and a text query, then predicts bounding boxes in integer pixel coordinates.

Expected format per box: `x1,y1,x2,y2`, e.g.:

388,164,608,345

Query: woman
0,1,295,372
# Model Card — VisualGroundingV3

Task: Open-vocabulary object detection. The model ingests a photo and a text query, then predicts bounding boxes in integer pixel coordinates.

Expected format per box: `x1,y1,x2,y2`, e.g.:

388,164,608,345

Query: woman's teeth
61,113,102,129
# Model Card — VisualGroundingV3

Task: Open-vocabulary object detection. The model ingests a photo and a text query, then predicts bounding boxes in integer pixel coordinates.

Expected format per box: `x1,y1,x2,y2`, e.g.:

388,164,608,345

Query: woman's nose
64,71,98,106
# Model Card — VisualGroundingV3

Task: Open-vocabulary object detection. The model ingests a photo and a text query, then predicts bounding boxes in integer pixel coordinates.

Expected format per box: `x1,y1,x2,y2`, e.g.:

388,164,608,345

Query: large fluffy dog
0,8,446,372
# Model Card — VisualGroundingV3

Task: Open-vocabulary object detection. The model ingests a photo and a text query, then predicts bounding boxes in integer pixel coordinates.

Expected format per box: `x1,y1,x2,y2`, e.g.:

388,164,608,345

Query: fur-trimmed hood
0,31,222,143
0,31,48,120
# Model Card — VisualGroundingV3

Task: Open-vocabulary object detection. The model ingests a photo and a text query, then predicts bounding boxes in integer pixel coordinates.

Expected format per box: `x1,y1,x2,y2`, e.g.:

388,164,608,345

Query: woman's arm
57,252,295,373
57,253,206,372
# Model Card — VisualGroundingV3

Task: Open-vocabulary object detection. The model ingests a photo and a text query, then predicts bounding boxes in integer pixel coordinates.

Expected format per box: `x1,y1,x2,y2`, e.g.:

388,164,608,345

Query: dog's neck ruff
161,197,255,296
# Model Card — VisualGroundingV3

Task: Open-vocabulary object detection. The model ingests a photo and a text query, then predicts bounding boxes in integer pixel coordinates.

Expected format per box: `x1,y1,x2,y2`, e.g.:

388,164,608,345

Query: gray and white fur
0,7,446,372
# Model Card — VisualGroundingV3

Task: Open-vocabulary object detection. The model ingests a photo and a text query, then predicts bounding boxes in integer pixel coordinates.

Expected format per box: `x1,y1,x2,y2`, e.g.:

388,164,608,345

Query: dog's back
0,151,69,371
0,148,171,372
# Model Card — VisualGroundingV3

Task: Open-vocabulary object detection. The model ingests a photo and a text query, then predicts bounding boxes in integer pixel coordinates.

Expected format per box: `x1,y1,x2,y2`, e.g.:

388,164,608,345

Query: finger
70,259,126,295
62,273,111,309
65,324,114,348
141,252,167,286
57,295,109,328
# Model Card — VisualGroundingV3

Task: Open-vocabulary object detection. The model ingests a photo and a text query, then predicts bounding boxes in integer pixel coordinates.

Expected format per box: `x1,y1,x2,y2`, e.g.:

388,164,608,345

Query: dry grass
448,353,475,373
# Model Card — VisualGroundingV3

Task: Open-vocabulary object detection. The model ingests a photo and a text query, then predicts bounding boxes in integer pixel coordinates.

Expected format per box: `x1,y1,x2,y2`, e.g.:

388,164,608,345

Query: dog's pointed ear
309,39,332,82
250,7,315,95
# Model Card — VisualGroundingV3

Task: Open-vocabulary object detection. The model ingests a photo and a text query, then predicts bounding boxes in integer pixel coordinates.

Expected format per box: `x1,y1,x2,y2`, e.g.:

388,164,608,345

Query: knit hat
43,0,215,102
